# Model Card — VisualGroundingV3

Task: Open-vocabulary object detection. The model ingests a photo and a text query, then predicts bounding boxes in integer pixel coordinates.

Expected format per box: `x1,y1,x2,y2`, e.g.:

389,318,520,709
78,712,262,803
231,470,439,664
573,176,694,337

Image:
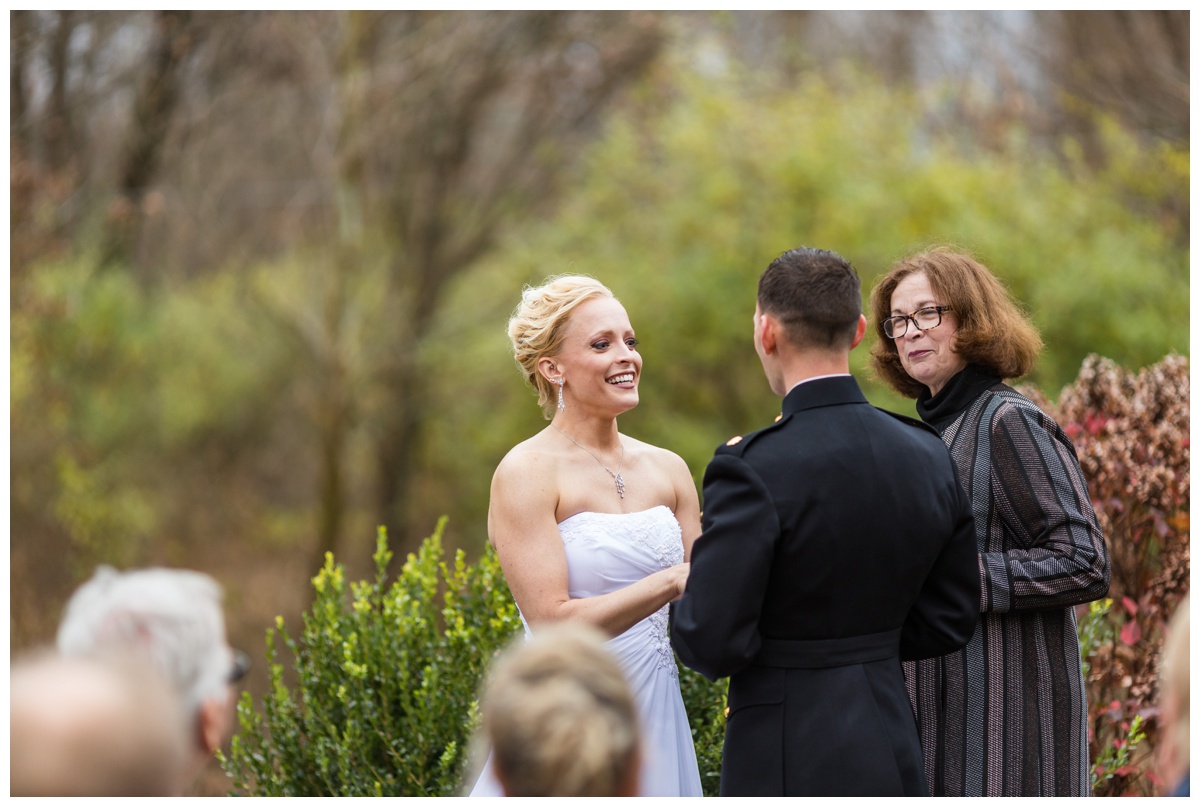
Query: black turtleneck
915,364,1002,434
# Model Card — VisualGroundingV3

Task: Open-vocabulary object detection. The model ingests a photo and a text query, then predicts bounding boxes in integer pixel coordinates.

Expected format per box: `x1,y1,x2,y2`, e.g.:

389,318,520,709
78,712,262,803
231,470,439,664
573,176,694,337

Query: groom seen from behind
671,247,980,796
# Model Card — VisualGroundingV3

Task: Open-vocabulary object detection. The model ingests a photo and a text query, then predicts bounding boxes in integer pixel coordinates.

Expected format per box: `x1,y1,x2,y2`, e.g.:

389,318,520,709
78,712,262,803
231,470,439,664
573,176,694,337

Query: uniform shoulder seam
715,414,790,455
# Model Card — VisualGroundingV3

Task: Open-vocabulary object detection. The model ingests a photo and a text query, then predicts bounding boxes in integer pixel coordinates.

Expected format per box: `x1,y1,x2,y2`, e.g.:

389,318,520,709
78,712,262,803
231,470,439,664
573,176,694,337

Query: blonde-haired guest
10,652,190,796
1158,595,1189,796
478,625,640,797
466,274,702,796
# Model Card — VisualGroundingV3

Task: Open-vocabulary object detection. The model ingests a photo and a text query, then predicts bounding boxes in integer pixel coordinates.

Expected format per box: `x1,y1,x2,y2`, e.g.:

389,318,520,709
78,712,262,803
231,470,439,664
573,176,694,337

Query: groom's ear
758,312,779,355
850,314,867,350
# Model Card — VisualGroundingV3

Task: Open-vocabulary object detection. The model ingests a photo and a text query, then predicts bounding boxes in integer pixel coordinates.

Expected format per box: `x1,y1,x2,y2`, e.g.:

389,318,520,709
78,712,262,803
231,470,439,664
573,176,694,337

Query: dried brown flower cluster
1025,353,1189,795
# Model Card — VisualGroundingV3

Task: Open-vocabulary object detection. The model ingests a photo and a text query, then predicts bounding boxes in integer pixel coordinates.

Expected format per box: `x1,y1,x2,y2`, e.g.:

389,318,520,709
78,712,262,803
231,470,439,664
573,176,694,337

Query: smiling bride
464,275,702,797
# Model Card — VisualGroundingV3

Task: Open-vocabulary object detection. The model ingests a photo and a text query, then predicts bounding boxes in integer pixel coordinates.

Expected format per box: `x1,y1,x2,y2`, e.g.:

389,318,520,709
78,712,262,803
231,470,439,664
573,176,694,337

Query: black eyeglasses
882,305,953,339
228,649,252,684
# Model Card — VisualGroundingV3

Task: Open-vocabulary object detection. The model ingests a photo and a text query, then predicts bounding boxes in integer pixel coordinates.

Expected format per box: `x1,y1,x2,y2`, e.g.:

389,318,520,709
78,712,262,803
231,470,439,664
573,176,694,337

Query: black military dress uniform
671,375,980,796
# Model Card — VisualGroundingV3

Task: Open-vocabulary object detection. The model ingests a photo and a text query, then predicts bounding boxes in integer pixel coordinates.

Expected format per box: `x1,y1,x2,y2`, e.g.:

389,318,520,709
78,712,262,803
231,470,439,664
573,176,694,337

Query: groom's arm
899,457,980,660
671,449,779,681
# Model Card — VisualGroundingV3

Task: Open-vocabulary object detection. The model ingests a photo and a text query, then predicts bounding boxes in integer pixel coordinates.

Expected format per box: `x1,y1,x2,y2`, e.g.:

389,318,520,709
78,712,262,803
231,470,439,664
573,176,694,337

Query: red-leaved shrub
1023,353,1189,795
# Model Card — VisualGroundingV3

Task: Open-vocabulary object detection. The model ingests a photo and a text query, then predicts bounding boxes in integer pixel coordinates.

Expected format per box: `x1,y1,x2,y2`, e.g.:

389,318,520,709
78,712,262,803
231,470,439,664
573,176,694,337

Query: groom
671,247,979,796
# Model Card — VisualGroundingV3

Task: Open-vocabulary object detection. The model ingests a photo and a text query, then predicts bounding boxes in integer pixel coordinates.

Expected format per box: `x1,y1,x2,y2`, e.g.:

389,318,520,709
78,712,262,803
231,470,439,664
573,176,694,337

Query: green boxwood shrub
221,517,728,796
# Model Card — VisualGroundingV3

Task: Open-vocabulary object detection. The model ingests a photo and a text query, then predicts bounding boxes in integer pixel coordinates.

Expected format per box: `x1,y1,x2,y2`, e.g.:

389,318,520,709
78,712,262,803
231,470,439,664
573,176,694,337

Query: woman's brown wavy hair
869,246,1044,399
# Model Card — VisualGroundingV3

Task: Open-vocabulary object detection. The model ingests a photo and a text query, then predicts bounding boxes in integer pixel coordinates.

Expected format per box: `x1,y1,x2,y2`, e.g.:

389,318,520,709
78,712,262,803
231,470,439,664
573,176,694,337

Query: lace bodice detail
472,504,701,796
554,505,684,678
558,505,684,568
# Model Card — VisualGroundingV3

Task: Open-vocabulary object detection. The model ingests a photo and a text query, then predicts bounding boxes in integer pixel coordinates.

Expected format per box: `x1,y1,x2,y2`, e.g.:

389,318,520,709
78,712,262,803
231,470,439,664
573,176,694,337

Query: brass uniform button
726,435,743,447
775,414,783,422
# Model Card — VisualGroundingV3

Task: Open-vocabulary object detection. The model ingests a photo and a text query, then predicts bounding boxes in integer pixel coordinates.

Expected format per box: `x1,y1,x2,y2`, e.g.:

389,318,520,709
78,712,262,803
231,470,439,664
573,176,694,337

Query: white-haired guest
57,565,250,791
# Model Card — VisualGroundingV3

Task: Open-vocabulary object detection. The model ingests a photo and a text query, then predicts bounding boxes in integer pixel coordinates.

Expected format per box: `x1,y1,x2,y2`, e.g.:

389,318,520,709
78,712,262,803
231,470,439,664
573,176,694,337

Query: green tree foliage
424,64,1187,505
12,41,1187,688
11,257,292,573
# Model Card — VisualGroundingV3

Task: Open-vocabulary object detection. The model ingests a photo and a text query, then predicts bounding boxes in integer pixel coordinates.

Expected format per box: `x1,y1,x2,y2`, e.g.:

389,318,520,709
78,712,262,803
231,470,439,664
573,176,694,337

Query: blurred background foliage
9,10,1188,794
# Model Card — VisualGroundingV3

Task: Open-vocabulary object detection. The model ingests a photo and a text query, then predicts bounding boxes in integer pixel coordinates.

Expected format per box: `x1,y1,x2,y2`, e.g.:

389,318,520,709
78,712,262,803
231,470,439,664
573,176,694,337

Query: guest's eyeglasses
228,649,252,684
882,305,953,339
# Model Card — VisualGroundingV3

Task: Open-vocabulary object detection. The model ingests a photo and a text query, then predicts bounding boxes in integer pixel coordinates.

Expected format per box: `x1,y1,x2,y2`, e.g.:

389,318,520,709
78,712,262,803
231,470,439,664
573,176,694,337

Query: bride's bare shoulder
493,431,561,483
491,432,562,526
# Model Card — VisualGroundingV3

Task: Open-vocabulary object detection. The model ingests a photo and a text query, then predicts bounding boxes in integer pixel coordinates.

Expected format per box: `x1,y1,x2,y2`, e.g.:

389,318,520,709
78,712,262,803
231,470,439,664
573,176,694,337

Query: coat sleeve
979,403,1111,613
670,450,779,681
899,456,981,661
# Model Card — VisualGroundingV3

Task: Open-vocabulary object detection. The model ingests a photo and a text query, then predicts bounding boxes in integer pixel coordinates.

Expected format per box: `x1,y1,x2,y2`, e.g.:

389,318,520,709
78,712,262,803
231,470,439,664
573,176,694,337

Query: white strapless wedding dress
467,505,703,797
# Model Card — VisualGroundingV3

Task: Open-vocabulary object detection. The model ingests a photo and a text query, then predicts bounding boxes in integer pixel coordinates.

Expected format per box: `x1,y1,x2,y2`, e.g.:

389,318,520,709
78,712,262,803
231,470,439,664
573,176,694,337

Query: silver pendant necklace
551,424,626,499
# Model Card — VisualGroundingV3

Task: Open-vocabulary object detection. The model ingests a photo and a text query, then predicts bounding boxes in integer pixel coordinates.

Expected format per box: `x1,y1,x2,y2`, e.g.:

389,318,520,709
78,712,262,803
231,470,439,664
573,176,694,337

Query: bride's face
552,297,642,416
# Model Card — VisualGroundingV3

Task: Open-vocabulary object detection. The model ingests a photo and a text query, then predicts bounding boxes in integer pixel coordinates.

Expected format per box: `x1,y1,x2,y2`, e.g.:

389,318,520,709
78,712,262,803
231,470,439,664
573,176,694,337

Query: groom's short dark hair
758,247,861,350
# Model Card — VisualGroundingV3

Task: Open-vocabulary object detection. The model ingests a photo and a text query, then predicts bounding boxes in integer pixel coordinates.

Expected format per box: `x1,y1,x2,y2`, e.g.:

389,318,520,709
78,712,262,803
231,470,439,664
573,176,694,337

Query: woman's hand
490,444,694,636
663,562,690,601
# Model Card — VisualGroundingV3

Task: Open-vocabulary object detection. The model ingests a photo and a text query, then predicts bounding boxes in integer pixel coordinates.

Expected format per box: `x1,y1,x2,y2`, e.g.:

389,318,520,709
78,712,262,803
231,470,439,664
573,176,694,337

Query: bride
467,275,702,797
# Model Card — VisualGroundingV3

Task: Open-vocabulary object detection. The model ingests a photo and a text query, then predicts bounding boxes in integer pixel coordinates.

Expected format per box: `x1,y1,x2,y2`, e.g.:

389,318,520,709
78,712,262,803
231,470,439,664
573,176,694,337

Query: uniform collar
784,372,851,396
781,374,868,417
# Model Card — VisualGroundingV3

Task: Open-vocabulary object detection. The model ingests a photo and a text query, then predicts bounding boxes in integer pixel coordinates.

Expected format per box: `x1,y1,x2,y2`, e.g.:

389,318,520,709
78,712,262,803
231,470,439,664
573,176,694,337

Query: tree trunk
373,229,456,561
306,10,372,578
374,347,429,561
366,12,665,560
44,11,76,172
311,306,349,577
10,11,33,152
98,10,198,272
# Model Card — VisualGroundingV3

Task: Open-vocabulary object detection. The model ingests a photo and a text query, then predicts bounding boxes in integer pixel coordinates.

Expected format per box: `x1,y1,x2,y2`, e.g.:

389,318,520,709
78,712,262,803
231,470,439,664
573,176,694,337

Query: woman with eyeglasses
868,245,1110,797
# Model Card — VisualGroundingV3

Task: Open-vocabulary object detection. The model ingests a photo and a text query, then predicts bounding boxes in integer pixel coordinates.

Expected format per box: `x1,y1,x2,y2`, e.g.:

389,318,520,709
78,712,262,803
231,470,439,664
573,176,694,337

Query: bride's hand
665,562,690,601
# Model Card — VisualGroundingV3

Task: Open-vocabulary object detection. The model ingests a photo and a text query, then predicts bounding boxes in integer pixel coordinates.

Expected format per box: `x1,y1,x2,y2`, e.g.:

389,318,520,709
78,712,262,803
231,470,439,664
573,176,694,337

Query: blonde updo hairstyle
508,275,616,419
481,624,641,797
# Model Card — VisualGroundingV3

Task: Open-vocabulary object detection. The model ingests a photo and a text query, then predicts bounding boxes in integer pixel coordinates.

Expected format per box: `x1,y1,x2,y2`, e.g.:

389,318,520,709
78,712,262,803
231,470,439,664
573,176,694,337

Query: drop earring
556,377,565,412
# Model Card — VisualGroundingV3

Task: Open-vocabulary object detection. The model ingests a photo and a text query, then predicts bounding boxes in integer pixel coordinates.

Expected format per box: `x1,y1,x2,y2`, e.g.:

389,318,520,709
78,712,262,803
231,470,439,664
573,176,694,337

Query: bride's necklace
551,424,626,499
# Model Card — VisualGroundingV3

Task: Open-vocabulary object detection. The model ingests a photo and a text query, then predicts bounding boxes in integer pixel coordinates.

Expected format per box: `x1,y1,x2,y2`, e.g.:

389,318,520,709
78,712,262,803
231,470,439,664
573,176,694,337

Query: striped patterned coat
903,376,1111,796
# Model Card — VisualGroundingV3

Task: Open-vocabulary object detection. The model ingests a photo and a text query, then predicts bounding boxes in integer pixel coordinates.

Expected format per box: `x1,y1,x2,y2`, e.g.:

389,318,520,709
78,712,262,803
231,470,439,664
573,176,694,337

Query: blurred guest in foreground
11,651,189,796
56,565,250,793
870,245,1111,796
474,624,641,797
1157,594,1189,796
